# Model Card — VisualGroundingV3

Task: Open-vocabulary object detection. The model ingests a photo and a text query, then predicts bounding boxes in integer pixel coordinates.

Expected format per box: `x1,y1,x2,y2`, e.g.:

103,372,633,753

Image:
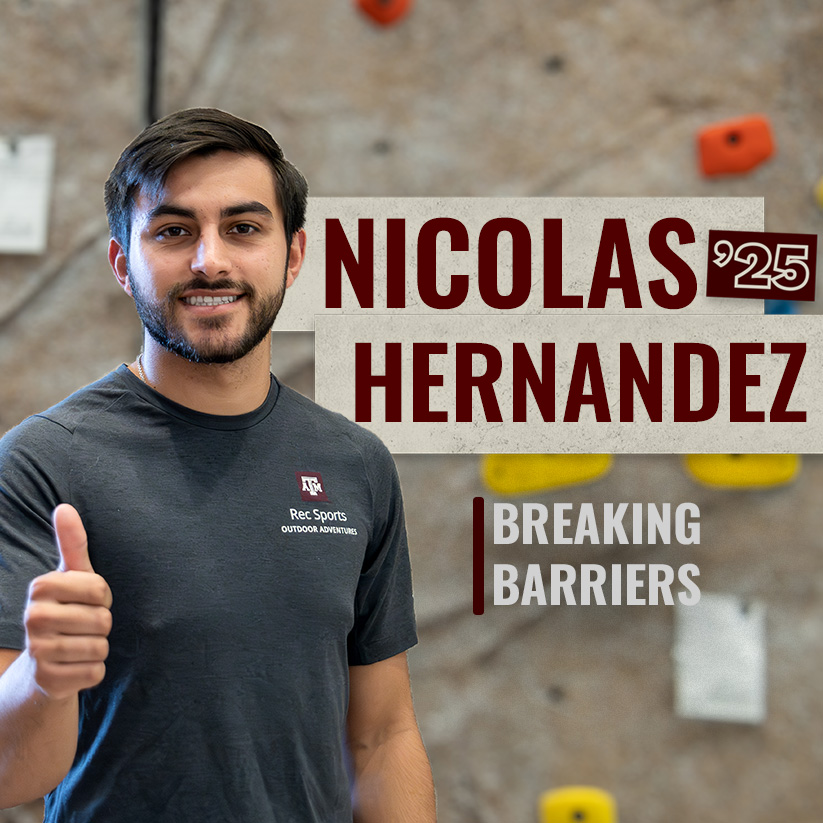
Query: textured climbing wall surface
2,1,822,820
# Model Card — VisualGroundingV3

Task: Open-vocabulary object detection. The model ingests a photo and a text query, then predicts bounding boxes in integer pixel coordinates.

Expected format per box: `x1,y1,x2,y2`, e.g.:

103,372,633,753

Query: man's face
112,151,304,364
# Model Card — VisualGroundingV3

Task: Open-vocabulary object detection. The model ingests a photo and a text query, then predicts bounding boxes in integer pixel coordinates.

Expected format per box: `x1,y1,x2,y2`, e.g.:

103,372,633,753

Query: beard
128,266,287,365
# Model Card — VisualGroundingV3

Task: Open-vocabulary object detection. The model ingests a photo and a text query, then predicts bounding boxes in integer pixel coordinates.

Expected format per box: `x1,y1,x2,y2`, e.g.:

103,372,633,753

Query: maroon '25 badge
706,229,816,302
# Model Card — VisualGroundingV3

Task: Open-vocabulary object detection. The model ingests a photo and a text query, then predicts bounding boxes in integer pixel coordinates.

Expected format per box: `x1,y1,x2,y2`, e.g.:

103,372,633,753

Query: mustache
166,278,254,301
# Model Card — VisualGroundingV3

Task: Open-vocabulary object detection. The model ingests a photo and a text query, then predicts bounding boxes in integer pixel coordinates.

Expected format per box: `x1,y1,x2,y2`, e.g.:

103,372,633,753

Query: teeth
183,295,240,306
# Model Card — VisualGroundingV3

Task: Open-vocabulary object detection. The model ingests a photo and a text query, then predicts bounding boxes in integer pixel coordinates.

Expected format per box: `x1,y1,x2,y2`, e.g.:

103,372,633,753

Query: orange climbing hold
355,0,414,25
697,114,775,176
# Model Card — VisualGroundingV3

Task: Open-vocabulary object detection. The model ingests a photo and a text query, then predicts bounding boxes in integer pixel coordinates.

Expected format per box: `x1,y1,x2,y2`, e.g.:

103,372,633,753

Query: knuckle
26,636,45,660
34,658,58,685
97,609,113,636
27,573,56,601
24,602,53,635
93,575,112,604
34,660,106,698
95,638,110,661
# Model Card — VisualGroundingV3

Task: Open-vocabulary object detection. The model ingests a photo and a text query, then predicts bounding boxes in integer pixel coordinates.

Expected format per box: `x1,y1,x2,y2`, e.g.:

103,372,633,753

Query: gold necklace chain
136,353,150,387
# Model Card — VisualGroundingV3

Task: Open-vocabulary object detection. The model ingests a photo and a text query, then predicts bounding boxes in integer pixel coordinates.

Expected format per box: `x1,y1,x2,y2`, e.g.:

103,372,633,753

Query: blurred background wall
1,1,822,821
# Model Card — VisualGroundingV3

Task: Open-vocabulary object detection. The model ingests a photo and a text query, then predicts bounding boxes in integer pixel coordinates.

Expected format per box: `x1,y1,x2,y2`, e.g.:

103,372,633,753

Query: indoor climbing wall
2,1,822,821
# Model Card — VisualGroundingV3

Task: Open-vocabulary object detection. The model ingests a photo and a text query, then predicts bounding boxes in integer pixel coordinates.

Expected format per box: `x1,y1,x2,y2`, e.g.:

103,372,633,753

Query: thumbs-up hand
23,504,113,701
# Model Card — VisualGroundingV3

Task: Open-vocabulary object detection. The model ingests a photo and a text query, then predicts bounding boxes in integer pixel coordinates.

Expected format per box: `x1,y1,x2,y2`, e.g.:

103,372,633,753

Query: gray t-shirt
0,366,417,822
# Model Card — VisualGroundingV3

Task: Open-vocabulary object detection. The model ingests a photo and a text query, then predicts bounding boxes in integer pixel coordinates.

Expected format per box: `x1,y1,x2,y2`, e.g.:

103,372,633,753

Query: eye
229,223,258,235
156,225,190,239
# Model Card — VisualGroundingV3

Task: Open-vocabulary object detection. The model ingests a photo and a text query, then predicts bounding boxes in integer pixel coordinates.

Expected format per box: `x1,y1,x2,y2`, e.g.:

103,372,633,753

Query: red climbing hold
697,114,775,176
355,0,414,26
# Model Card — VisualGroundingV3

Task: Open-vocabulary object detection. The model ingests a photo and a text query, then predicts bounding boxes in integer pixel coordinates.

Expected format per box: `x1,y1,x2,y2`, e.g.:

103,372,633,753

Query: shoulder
3,369,130,440
0,369,130,464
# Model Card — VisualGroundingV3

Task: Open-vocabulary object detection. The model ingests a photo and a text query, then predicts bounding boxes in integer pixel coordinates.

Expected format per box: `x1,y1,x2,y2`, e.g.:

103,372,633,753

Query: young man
0,108,436,822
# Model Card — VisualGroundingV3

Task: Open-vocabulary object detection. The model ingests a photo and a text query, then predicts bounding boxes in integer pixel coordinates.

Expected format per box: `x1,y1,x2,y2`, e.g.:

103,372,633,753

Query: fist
24,504,112,701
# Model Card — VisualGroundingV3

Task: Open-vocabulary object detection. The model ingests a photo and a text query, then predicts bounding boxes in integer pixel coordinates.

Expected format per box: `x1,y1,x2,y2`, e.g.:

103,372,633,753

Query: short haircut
104,107,308,253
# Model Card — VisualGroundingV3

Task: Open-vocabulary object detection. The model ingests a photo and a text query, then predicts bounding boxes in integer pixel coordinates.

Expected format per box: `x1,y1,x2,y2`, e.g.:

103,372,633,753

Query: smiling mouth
182,295,241,306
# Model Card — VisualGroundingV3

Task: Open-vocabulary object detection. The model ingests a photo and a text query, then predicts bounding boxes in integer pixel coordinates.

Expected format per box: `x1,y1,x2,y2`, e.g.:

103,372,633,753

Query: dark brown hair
104,108,308,252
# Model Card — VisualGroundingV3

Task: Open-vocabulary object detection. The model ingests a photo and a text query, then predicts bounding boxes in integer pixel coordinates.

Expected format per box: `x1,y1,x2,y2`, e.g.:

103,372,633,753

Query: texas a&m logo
296,471,329,502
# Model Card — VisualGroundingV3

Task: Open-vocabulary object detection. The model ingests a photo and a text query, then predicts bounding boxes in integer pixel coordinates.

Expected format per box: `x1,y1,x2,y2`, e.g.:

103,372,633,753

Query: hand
23,504,112,701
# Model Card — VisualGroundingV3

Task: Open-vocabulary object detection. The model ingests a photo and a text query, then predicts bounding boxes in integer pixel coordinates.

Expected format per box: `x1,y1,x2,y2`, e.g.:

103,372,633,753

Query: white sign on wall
0,134,55,255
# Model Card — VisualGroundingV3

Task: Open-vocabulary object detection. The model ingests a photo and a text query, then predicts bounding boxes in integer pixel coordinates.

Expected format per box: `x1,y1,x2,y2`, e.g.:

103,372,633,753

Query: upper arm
0,417,67,652
348,437,417,668
347,652,418,749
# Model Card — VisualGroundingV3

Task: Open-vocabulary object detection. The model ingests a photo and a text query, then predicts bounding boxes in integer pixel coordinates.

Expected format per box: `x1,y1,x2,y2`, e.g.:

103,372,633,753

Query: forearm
0,651,78,808
351,725,436,823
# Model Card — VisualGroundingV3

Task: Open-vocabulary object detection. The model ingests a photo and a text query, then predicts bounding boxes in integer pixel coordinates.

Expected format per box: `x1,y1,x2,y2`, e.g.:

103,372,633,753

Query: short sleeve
0,416,71,649
346,436,417,666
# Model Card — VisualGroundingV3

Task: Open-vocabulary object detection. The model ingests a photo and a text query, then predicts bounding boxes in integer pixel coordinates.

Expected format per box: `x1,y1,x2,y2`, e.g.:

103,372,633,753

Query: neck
129,335,273,415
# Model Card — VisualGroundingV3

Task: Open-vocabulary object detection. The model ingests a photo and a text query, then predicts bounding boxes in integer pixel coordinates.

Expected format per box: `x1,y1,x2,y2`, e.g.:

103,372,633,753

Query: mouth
181,294,242,307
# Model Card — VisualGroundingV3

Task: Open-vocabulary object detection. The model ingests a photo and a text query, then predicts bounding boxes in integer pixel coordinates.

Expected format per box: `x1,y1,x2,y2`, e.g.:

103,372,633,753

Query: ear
108,237,132,296
285,228,307,290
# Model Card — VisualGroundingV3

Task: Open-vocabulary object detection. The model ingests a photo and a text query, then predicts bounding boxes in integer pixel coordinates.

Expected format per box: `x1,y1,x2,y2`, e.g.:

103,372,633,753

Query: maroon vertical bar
473,496,485,615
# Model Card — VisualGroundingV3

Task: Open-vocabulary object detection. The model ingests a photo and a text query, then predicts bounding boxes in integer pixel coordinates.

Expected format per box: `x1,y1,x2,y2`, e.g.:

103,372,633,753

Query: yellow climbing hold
814,175,823,210
684,454,800,488
539,785,618,823
482,454,612,495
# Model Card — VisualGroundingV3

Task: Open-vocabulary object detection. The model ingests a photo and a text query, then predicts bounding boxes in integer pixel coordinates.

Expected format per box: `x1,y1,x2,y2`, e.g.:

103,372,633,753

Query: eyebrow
222,201,274,219
146,201,274,221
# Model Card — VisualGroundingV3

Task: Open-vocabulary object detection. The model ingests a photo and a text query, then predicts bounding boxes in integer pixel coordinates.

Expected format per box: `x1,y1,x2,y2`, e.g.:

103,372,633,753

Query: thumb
53,503,93,573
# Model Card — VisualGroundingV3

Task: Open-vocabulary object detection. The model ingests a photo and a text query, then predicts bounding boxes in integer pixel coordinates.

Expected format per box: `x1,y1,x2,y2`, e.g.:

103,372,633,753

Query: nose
191,228,232,277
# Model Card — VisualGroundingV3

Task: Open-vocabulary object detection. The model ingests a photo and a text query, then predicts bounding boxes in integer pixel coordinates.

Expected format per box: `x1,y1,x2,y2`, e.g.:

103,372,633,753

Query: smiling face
110,150,305,365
